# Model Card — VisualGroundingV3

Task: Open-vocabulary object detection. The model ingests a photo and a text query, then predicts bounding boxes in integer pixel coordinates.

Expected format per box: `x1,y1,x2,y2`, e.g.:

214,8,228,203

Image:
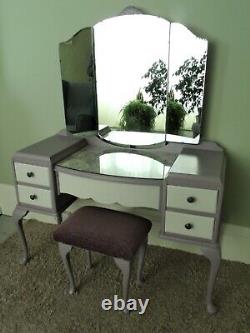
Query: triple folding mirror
59,7,208,146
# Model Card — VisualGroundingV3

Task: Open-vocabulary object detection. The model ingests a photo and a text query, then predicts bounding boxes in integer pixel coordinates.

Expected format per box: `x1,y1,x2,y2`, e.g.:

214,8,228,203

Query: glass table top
57,147,171,179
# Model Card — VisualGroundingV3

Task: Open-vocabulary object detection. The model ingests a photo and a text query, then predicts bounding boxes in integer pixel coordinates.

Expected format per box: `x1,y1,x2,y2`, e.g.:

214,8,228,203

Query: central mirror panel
59,8,208,146
94,15,169,145
58,149,170,179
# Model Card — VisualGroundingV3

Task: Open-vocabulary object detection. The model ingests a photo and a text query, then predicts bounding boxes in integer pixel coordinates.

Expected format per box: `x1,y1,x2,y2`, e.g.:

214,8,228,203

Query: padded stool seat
53,206,151,260
53,206,152,312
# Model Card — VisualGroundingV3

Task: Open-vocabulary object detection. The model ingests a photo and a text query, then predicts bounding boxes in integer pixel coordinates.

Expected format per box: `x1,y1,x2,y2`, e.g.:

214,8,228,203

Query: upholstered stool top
53,206,152,260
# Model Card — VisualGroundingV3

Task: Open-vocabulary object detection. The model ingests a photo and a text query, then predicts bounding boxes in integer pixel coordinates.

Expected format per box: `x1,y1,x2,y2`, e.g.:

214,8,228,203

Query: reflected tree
141,53,206,135
174,52,207,114
142,59,185,135
142,59,168,115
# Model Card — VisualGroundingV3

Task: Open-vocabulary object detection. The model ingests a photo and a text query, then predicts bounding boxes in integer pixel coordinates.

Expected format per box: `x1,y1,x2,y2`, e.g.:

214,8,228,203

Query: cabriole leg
136,237,148,287
12,206,29,264
59,243,76,294
201,244,221,314
86,250,92,269
113,257,131,314
56,213,62,224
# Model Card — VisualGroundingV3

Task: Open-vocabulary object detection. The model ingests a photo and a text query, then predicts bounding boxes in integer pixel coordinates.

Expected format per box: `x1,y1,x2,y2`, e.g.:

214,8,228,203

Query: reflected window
168,23,208,142
94,15,169,135
100,152,169,178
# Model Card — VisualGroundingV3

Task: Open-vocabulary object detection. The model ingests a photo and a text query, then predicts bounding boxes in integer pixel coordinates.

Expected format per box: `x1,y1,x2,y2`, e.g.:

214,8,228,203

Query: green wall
0,0,250,227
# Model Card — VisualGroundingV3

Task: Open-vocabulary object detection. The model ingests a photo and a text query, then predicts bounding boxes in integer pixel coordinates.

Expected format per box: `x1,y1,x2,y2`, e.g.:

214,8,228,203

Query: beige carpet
0,220,250,333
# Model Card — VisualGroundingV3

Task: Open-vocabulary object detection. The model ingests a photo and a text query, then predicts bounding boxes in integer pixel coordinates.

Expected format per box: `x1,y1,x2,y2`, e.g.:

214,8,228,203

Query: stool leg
114,258,131,314
59,243,76,295
115,269,121,281
86,250,92,269
137,237,148,287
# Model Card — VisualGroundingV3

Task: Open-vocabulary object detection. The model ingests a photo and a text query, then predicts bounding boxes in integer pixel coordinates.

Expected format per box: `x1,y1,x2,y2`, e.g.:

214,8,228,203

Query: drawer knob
187,196,196,203
185,223,193,230
27,172,34,178
29,194,37,200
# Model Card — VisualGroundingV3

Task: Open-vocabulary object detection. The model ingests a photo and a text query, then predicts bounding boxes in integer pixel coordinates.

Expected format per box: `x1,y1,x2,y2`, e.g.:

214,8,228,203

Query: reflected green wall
0,0,250,227
59,28,92,82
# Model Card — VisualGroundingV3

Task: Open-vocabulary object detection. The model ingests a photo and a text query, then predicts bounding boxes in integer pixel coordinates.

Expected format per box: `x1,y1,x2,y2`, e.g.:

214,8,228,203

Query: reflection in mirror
104,131,166,146
59,9,209,146
170,153,199,175
59,28,98,133
57,148,170,179
100,152,169,178
94,15,170,145
167,23,208,143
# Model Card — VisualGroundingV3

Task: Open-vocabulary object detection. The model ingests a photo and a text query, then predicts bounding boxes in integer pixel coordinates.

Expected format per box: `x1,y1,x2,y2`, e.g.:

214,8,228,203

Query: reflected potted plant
166,99,185,135
119,92,156,131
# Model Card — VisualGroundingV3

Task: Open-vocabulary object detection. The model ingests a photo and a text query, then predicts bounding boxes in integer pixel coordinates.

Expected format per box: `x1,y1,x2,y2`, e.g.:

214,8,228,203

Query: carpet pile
0,221,250,332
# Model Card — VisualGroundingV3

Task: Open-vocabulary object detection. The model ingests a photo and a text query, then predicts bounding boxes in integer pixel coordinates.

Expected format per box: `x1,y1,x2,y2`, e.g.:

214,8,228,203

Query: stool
53,206,152,308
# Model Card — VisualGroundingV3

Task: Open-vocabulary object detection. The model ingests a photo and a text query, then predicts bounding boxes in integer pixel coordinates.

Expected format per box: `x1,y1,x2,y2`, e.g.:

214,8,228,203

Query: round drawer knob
29,194,37,200
185,223,193,230
27,172,34,178
187,196,196,203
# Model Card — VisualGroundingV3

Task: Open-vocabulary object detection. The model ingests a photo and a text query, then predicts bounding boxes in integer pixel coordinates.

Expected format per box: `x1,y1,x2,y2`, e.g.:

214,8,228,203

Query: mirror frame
59,6,208,148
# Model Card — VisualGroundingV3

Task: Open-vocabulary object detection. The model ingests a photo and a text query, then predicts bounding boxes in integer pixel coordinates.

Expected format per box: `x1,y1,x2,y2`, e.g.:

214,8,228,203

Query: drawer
167,185,217,213
165,211,214,239
17,185,52,209
14,163,50,187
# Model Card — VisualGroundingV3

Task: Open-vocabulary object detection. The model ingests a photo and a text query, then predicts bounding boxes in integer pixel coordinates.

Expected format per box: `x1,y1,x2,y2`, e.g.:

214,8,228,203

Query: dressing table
12,7,226,314
12,133,225,314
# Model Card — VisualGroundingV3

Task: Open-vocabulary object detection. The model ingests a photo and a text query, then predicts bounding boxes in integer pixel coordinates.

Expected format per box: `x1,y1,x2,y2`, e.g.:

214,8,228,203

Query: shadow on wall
222,152,250,226
200,41,229,138
201,42,239,227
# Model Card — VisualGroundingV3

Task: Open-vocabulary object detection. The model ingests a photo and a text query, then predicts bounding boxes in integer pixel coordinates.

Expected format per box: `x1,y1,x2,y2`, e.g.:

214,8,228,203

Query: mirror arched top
59,7,208,147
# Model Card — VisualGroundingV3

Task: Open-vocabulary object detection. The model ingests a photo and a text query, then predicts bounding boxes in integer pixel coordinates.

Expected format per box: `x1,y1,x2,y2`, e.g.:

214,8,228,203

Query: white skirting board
1,183,249,264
